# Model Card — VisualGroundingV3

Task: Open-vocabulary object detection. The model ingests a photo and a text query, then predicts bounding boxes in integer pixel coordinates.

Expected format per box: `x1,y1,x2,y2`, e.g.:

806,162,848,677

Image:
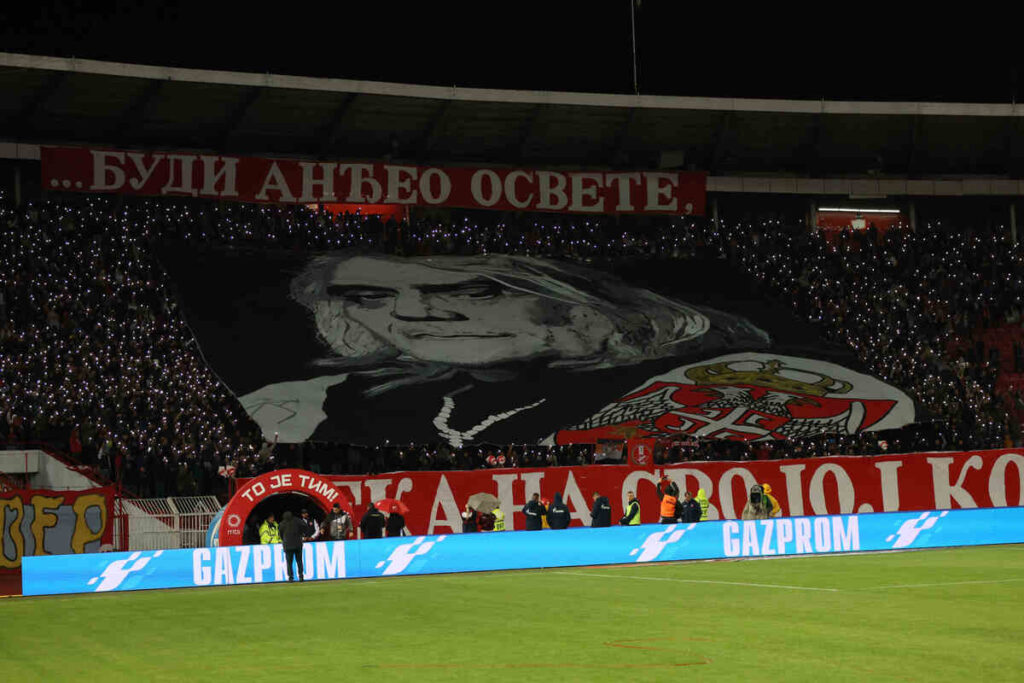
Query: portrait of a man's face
321,256,616,366
221,251,914,446
292,253,722,372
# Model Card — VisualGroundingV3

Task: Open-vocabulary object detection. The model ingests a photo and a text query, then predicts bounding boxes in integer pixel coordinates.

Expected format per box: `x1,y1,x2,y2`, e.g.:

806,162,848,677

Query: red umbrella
373,498,409,516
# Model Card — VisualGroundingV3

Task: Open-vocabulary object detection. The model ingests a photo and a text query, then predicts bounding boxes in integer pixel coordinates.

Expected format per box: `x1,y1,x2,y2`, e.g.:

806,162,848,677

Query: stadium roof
2,51,1023,180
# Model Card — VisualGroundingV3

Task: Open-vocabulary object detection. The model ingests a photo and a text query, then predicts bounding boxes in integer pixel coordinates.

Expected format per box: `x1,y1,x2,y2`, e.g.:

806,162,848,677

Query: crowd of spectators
1,194,1021,498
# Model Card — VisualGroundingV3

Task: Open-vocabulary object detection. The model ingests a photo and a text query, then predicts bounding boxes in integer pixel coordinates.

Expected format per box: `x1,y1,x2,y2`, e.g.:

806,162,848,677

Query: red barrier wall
234,449,1024,535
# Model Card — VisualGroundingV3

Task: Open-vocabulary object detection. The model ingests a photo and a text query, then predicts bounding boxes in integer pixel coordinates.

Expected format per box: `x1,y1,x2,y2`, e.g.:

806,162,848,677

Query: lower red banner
235,449,1024,535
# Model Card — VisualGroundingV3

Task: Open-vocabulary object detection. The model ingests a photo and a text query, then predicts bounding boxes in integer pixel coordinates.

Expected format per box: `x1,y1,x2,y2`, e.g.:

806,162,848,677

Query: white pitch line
864,578,1024,590
551,570,839,592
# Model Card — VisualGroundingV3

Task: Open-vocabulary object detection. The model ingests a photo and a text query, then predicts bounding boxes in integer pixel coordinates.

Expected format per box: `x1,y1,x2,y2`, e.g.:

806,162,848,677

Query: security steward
492,506,506,531
619,490,641,525
259,512,281,544
696,488,711,521
657,476,679,523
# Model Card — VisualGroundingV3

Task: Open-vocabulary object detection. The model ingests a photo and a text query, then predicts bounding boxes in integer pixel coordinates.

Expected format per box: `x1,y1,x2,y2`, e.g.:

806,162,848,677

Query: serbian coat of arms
556,353,914,444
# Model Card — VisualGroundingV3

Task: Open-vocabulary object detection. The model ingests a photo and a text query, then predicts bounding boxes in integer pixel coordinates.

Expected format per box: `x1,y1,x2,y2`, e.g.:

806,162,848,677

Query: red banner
218,469,357,546
0,486,115,568
232,450,1024,535
40,146,707,215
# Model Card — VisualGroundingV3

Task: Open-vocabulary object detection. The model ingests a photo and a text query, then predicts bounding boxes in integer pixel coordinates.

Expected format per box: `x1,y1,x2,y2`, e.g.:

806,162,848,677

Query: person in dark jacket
242,516,260,545
299,508,320,541
385,505,406,537
546,492,570,529
590,492,612,527
360,501,387,539
678,491,702,523
461,505,479,532
279,510,304,582
522,493,547,531
324,503,352,540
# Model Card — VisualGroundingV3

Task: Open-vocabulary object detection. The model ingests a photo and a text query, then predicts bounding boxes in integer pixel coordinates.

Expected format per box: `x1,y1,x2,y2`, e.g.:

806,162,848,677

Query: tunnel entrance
242,492,326,545
218,469,354,546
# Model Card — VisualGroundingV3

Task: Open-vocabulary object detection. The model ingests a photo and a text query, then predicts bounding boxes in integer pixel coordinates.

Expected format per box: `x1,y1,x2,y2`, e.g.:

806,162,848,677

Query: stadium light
818,208,901,214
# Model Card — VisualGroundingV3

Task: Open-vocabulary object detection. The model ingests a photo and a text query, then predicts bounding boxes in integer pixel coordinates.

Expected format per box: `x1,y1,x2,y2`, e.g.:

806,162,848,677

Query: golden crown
684,359,852,397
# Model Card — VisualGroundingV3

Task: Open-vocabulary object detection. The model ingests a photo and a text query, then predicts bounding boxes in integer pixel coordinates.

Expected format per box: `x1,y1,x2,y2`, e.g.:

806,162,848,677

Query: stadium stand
1,194,1020,497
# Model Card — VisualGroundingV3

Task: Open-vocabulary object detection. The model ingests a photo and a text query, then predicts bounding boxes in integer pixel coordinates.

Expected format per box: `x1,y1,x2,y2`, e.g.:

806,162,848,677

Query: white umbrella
467,492,500,514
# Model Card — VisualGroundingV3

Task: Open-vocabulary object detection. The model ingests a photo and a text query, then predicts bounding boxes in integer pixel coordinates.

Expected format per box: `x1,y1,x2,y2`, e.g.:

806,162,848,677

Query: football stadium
2,6,1024,681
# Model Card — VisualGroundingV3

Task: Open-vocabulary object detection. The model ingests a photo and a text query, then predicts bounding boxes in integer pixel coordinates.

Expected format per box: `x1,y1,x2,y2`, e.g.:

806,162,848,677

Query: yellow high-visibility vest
624,500,641,525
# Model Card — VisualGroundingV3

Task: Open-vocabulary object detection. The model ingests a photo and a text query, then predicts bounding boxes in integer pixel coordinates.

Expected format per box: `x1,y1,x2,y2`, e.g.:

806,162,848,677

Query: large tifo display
22,507,1024,596
41,146,707,215
164,251,918,446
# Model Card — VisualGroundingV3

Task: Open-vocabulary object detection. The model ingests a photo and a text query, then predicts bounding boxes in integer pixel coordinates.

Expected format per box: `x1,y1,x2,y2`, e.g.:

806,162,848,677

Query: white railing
115,496,221,551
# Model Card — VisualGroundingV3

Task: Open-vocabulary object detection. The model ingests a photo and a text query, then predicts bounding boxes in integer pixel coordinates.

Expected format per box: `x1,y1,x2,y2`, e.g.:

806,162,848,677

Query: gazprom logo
630,524,695,562
886,511,949,549
375,536,446,576
87,551,163,592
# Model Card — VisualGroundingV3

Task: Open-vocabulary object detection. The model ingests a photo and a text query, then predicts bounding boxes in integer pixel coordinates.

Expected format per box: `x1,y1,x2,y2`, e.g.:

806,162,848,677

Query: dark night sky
0,2,1018,103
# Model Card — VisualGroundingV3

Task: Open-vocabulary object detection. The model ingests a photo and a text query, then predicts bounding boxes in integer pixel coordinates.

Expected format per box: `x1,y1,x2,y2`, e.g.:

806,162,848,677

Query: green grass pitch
3,545,1023,682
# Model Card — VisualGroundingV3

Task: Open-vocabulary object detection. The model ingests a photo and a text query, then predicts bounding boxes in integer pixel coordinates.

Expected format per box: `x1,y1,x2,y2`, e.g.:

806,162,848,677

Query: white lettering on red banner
41,146,707,216
229,450,1024,535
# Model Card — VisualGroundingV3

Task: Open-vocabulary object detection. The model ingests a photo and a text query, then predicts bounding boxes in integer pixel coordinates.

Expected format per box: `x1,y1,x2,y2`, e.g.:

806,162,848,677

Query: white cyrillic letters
605,172,640,211
561,471,591,527
643,172,678,211
426,474,461,535
161,154,198,196
339,164,382,203
298,162,338,202
928,455,982,509
717,467,759,519
779,464,806,517
987,453,1024,506
569,173,604,212
503,170,534,209
470,169,502,207
874,460,903,511
90,151,126,190
419,168,452,205
385,165,418,204
808,464,856,515
200,156,239,197
256,162,296,202
126,152,165,190
536,171,568,210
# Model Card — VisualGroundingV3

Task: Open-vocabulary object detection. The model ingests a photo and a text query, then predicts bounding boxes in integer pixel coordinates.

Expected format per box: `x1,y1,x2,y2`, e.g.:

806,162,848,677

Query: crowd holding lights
1,195,1022,497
